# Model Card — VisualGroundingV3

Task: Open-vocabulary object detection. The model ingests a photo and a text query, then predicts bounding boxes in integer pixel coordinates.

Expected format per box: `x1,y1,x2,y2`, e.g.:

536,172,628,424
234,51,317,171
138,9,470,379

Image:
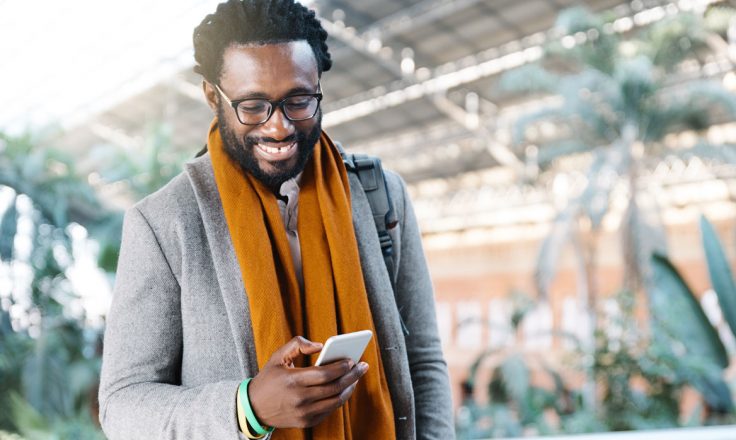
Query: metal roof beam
431,92,524,173
363,0,486,42
322,45,544,126
323,0,701,126
329,0,486,60
321,18,405,78
323,13,526,173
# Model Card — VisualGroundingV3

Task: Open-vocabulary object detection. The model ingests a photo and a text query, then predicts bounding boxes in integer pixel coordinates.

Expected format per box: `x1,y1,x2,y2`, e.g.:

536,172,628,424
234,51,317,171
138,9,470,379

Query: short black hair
193,0,332,83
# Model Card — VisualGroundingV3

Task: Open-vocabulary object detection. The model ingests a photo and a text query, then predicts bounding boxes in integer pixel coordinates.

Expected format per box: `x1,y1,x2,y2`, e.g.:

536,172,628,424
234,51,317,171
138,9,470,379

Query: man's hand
248,336,369,429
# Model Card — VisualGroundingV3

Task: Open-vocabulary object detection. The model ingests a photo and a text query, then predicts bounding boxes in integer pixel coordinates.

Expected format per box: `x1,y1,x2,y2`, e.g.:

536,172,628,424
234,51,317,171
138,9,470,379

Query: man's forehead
220,40,318,82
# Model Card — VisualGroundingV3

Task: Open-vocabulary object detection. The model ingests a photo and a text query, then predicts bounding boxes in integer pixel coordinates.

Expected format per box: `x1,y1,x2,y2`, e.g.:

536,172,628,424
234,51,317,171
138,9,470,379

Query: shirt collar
278,171,303,199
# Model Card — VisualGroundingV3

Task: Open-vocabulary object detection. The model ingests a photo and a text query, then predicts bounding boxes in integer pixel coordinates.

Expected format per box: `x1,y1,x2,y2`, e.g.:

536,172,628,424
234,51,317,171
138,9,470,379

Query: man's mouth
255,141,297,160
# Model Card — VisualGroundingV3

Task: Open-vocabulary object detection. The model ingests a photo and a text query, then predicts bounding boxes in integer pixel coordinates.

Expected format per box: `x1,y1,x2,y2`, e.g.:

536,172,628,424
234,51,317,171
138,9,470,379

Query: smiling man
98,1,453,439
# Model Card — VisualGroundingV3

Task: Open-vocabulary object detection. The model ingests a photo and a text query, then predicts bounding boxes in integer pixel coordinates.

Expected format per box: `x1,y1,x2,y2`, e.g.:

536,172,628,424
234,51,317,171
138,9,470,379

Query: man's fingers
305,381,359,420
272,336,323,365
338,381,359,405
302,362,368,401
290,359,356,387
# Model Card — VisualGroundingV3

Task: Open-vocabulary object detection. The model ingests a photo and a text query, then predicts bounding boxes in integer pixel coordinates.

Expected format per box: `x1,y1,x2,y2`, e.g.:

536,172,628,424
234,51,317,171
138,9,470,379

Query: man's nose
260,106,294,140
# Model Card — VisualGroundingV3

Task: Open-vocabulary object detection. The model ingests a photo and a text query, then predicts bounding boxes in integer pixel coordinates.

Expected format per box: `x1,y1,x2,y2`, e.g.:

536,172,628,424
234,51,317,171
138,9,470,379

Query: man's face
206,41,322,190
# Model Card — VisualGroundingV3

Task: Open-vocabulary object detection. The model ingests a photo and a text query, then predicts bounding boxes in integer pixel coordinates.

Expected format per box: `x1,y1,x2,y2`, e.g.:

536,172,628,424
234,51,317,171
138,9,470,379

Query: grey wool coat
98,151,455,440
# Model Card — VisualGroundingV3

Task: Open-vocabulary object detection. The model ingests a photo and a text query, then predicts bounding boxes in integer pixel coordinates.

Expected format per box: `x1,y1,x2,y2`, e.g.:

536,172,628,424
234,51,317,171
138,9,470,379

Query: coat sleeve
98,207,243,440
389,173,456,439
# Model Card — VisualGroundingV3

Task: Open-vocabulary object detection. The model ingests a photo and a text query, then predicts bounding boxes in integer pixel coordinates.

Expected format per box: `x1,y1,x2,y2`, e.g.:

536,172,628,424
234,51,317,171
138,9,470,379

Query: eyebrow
233,85,318,101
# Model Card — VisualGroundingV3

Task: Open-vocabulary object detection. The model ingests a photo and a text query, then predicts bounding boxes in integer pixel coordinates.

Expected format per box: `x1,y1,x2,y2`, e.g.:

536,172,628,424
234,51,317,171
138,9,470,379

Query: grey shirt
276,174,303,291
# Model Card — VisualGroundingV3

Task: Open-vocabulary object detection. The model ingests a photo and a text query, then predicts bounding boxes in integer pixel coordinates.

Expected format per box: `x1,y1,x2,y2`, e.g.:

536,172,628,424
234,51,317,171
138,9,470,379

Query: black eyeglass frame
214,83,323,126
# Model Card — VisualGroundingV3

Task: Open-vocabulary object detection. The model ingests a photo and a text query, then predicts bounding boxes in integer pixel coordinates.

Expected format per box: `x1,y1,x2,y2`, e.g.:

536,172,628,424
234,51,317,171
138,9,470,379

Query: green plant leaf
680,143,736,165
552,7,618,74
9,392,48,435
700,214,736,342
499,64,560,95
646,82,736,141
0,196,17,262
649,253,733,413
648,253,732,412
489,364,510,405
646,13,711,71
615,56,656,116
691,374,734,413
649,253,729,369
465,347,501,391
500,354,531,408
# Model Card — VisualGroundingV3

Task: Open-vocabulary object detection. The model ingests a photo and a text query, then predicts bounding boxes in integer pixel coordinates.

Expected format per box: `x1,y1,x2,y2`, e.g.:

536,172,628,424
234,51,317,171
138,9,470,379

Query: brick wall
424,212,736,409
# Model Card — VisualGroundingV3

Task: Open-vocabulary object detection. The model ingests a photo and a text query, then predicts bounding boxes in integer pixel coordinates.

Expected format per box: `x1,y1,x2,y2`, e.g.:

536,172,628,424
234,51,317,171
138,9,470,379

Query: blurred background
3,0,736,438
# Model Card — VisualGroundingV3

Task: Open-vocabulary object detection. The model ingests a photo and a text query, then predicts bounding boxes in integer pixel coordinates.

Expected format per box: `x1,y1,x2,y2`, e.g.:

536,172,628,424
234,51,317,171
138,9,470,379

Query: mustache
248,133,299,144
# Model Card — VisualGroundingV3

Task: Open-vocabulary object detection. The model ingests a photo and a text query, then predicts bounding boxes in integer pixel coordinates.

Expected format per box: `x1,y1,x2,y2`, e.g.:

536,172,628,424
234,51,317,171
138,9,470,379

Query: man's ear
203,81,218,113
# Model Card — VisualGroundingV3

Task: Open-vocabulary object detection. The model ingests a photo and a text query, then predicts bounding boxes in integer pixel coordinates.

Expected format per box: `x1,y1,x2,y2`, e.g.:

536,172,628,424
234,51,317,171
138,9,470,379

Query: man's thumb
276,336,323,364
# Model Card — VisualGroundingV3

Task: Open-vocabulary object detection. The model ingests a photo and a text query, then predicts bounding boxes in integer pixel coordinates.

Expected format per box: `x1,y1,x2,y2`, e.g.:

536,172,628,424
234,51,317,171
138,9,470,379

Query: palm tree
500,5,736,415
0,132,110,437
0,123,187,437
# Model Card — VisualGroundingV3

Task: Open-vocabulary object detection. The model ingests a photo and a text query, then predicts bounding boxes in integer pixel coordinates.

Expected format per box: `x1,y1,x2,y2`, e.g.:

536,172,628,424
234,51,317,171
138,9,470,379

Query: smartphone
314,330,373,367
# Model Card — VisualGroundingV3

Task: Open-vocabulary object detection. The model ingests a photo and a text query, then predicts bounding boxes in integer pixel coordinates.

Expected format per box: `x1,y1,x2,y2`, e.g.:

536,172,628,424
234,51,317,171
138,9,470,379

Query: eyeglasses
215,83,323,125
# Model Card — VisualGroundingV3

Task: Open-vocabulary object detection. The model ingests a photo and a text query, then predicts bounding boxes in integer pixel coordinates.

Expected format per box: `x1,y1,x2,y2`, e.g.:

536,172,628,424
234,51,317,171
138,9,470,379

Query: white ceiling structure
3,0,645,157
3,0,735,235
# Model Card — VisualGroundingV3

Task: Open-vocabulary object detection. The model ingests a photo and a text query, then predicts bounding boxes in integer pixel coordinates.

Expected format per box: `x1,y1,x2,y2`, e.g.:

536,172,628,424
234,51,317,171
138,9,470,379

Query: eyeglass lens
236,96,320,124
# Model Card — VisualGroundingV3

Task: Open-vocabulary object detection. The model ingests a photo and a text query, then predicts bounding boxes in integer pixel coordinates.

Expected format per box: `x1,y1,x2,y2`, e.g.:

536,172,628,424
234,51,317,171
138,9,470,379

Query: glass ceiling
0,0,317,134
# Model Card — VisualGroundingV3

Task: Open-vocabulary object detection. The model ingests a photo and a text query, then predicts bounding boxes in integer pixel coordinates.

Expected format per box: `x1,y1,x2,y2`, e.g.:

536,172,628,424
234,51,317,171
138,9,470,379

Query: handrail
491,425,736,440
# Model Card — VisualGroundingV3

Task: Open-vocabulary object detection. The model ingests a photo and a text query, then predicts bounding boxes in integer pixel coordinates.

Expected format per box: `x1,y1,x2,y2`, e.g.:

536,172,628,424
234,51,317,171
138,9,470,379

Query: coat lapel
346,173,404,341
185,154,259,378
346,172,415,439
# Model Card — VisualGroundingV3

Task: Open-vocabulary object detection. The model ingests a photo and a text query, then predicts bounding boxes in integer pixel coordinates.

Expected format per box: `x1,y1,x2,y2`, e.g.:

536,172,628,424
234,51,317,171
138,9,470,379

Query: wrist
239,378,275,437
246,375,275,428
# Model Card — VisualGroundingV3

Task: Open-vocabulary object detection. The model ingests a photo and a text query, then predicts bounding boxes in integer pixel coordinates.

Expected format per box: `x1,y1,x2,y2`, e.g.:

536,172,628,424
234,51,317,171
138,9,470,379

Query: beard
217,106,321,192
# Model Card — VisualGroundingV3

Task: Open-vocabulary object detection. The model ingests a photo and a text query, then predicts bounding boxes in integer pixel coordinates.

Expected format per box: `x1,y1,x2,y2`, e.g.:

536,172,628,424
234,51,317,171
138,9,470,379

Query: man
98,1,454,438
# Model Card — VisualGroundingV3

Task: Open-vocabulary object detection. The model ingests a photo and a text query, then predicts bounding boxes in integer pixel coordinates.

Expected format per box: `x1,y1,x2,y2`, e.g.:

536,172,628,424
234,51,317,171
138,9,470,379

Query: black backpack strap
343,153,398,281
341,150,409,337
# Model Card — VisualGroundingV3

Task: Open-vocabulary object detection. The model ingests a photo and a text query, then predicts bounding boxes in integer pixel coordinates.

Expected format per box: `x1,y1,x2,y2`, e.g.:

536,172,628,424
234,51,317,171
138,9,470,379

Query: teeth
259,143,294,154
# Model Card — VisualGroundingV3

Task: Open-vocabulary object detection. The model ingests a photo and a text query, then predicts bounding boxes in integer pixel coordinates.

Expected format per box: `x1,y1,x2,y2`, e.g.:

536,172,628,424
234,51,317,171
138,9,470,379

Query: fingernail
348,360,355,369
359,362,369,372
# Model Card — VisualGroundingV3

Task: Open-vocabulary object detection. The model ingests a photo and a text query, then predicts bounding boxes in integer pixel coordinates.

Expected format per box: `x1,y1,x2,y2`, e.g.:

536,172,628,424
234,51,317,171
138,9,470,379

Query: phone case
314,330,373,366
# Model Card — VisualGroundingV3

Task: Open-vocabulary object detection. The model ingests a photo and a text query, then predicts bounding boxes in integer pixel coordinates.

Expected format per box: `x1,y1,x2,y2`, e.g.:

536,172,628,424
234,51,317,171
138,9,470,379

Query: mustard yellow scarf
208,119,396,439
